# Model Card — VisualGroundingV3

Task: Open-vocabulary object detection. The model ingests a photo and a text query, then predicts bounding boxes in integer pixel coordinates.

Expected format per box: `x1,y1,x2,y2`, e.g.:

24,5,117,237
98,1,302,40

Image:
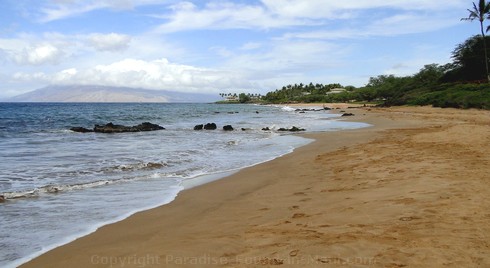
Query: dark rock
145,162,166,169
323,106,331,110
296,108,322,112
262,127,270,131
256,111,259,114
341,113,355,117
194,124,204,130
290,126,305,131
70,127,94,133
134,122,165,131
0,195,5,203
278,126,306,132
223,125,234,131
94,122,131,133
204,123,217,130
86,122,165,133
241,128,251,131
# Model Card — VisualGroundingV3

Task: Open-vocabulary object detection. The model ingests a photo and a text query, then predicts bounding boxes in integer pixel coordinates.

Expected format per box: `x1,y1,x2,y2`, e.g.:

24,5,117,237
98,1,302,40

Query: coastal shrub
410,83,490,109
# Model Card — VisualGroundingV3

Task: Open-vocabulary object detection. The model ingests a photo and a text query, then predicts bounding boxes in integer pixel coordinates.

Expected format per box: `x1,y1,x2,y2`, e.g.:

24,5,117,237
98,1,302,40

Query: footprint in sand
399,216,421,221
292,213,307,219
289,250,299,257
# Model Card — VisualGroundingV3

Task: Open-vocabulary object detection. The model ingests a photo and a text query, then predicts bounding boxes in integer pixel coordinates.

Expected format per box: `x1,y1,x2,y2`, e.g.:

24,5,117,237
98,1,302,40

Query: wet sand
21,105,490,267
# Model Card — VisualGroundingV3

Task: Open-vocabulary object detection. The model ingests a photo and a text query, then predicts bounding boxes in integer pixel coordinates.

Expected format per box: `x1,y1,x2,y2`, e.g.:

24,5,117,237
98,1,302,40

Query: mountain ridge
5,85,220,103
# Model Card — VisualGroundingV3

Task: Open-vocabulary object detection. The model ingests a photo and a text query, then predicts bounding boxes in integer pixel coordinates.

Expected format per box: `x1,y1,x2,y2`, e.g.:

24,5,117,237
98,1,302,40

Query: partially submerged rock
70,127,93,133
223,125,234,131
295,108,323,112
203,123,217,130
94,122,165,133
133,122,166,132
278,126,306,132
341,113,355,117
71,122,165,133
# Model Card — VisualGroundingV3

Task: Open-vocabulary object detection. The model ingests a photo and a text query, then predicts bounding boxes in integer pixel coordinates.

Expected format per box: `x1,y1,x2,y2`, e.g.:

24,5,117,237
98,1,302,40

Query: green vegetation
238,93,251,103
263,83,345,103
461,0,490,81
217,92,263,104
223,2,490,109
261,35,490,109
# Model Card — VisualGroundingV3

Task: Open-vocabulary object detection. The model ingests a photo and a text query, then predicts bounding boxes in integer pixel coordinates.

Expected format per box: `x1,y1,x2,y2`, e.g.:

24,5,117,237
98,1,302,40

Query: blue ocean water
0,102,369,267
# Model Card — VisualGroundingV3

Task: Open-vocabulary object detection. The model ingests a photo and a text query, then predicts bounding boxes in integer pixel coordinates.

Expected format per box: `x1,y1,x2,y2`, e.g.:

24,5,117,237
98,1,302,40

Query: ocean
0,102,369,267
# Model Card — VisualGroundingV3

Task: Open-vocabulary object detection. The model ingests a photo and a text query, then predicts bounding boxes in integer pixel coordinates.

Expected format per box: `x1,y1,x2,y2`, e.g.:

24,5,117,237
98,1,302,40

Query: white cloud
38,0,170,22
87,33,132,52
283,15,460,40
39,2,104,23
154,1,314,33
12,58,251,92
261,0,467,16
1,32,135,67
2,0,475,96
218,39,348,85
240,42,262,50
153,0,468,33
13,44,64,65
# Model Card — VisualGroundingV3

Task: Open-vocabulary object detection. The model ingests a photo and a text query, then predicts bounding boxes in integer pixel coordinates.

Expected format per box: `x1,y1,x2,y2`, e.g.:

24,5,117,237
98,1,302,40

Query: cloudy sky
0,0,481,98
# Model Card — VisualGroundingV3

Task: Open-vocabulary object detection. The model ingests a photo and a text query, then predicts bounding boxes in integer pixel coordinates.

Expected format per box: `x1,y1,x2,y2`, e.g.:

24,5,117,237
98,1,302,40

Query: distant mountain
6,85,220,103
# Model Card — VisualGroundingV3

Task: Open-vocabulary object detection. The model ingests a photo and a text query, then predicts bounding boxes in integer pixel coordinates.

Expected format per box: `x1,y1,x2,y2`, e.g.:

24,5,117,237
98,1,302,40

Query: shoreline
21,106,490,267
4,103,341,268
10,105,338,267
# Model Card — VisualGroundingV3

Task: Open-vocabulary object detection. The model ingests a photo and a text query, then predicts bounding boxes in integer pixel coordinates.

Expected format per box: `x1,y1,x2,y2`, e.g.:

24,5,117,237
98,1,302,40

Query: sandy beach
21,105,490,268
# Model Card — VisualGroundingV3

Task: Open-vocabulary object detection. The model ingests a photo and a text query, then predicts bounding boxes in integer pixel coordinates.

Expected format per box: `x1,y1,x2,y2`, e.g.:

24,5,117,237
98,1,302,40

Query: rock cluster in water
193,123,218,130
69,108,330,134
277,126,306,132
70,122,165,133
223,125,234,131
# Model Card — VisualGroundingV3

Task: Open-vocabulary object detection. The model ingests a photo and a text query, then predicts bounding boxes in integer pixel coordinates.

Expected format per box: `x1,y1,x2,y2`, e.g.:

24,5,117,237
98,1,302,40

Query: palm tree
462,0,490,82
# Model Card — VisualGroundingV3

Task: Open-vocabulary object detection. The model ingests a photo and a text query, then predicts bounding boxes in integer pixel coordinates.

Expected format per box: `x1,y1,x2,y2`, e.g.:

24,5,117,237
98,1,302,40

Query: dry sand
21,106,490,268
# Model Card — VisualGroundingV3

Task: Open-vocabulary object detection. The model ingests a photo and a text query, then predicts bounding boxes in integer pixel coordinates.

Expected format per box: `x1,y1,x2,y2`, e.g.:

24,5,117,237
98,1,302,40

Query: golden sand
21,106,490,268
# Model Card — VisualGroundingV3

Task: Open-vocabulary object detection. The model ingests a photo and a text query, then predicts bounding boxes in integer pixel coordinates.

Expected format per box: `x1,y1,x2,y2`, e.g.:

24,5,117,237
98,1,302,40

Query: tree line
260,1,490,109
218,93,263,103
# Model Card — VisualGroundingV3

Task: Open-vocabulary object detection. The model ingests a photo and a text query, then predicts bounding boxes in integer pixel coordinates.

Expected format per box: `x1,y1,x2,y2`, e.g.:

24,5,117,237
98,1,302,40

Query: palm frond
462,9,478,21
462,1,490,21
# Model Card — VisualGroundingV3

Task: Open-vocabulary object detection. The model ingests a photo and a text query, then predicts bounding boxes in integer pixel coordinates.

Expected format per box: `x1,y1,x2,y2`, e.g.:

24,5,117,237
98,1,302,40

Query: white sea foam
280,105,296,112
6,180,183,268
0,103,370,267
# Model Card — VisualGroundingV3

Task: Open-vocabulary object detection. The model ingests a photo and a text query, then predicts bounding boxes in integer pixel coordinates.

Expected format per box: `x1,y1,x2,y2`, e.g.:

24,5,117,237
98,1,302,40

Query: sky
0,0,482,98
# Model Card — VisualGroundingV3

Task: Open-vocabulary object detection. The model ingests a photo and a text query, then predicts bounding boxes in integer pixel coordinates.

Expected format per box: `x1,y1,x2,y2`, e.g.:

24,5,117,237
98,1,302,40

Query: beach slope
21,106,490,267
